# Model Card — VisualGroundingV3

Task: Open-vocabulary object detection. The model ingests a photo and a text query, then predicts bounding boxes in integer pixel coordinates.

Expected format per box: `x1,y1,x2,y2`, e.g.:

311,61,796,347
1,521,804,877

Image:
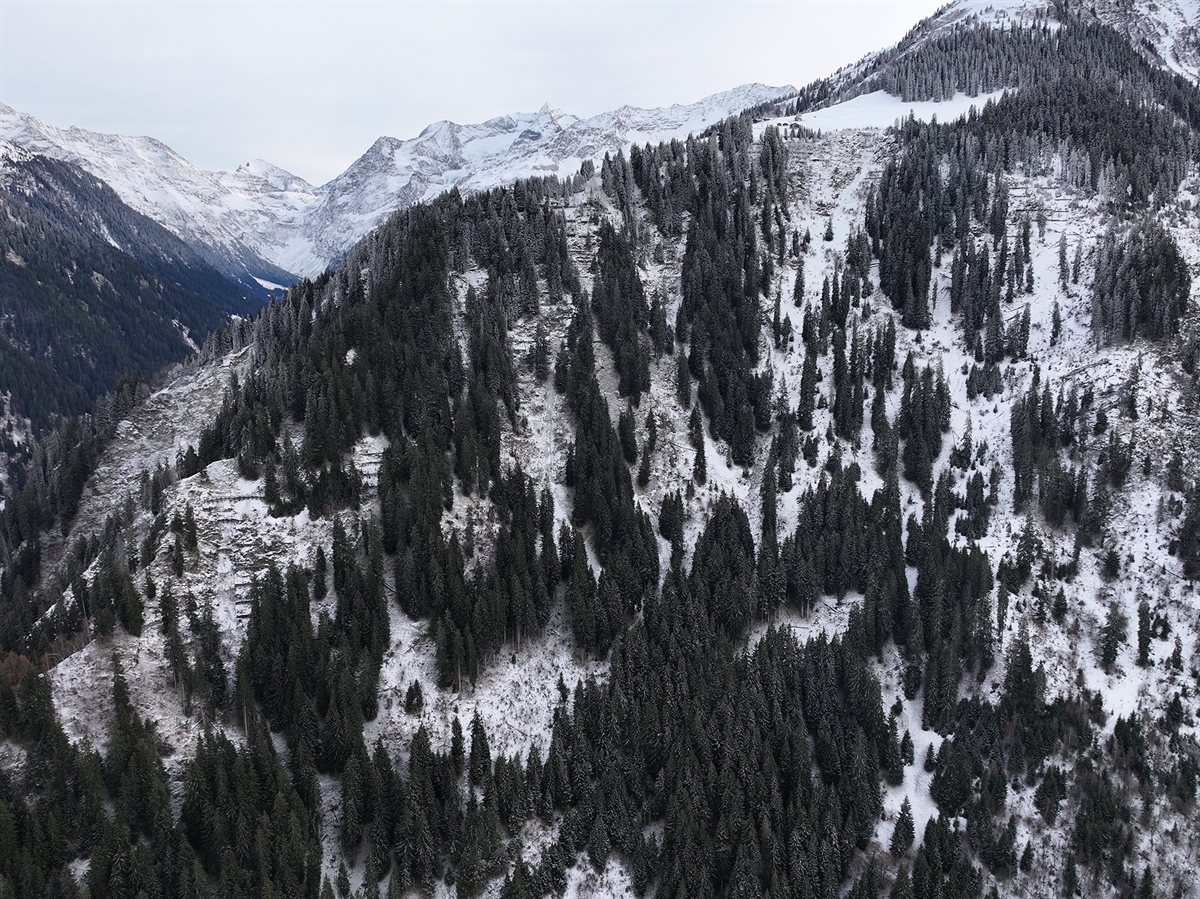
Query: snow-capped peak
230,159,313,194
284,83,793,276
0,83,793,282
0,102,301,291
285,81,787,278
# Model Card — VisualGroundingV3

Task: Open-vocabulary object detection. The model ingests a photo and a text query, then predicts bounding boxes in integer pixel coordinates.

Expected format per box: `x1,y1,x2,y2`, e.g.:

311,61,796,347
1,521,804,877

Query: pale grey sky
0,1,947,185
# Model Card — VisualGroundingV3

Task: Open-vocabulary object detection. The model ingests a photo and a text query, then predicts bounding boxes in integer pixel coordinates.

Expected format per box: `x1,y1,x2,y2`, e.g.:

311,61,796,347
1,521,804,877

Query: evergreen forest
0,6,1199,899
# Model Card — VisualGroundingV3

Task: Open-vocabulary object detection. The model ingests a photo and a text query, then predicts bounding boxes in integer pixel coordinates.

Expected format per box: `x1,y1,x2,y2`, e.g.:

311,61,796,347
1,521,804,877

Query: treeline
856,13,1200,168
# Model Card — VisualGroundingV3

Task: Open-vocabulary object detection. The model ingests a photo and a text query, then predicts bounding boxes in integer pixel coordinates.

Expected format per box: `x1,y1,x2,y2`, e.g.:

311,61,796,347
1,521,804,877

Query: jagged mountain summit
0,83,792,283
292,84,792,278
0,104,304,296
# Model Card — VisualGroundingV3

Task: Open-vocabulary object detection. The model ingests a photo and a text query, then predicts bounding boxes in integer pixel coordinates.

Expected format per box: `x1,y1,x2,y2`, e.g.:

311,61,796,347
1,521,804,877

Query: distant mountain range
0,142,257,426
0,83,793,284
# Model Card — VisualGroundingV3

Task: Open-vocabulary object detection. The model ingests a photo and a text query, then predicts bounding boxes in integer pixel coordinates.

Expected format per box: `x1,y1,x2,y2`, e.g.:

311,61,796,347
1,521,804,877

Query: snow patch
796,90,1009,133
253,276,286,292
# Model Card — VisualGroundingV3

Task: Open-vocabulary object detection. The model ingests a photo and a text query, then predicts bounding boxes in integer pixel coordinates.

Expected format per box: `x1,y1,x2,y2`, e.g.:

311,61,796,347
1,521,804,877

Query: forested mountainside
0,85,791,443
2,4,1200,899
0,146,257,435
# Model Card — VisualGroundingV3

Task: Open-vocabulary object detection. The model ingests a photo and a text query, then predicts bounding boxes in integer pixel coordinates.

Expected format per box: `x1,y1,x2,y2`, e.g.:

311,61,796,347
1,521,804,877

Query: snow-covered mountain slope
908,0,1200,80
12,10,1200,899
0,104,304,295
803,0,1200,118
924,0,1055,31
10,0,1195,293
291,84,791,277
0,138,257,425
19,69,1200,896
1090,0,1200,79
0,84,792,283
797,88,1007,132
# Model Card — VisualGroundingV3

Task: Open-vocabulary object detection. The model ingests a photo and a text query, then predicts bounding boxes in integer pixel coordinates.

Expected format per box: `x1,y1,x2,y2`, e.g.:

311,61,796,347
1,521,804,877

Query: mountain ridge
0,83,794,283
0,140,257,428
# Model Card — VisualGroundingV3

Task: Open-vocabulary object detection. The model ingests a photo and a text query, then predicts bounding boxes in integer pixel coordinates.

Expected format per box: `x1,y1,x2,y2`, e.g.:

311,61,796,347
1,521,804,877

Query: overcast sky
0,1,946,185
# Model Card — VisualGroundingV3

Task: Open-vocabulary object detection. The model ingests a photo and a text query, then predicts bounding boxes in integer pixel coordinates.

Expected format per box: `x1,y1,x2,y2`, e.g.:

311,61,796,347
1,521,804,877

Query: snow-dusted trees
869,147,933,330
599,148,637,240
674,120,773,466
896,357,951,495
557,297,658,657
590,223,650,401
869,20,1058,102
868,18,1200,201
1178,484,1200,580
1091,221,1190,345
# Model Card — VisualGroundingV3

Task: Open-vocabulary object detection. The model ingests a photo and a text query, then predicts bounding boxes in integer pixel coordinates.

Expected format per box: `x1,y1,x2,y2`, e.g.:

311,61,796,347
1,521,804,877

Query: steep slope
0,103,304,296
789,0,1200,117
0,143,255,428
4,10,1200,899
1075,0,1200,78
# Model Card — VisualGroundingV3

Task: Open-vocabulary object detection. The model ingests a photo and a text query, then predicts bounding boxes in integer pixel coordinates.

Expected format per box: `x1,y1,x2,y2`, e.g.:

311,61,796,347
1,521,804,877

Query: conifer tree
798,349,817,431
469,711,491,785
1137,600,1152,667
1100,603,1127,671
891,798,915,855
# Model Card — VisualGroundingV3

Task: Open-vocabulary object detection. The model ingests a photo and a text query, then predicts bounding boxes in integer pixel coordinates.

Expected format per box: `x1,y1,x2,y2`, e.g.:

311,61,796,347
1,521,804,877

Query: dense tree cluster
590,223,651,401
867,20,1200,361
1091,221,1190,344
855,17,1200,205
628,114,786,466
557,298,659,656
0,373,156,649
